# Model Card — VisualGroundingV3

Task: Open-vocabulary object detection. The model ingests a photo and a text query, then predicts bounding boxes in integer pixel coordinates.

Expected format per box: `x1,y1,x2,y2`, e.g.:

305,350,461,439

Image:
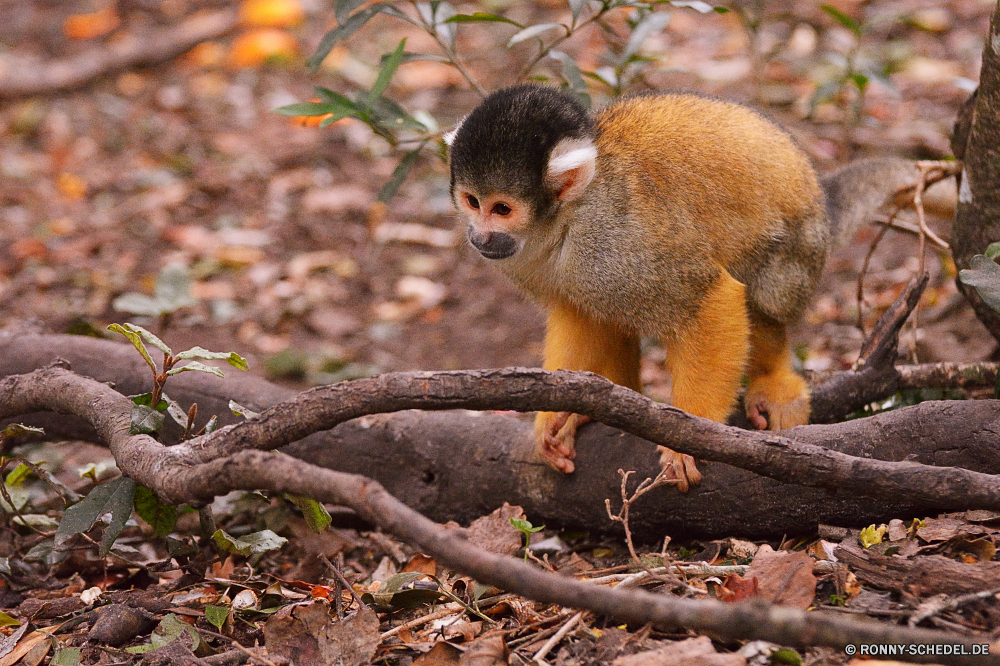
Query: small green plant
108,322,247,437
510,516,544,561
959,242,1000,314
275,0,726,201
810,5,895,125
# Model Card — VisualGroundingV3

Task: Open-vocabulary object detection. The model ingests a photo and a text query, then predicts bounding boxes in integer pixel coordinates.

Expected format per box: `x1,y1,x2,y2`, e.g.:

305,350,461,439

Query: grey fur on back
821,158,921,246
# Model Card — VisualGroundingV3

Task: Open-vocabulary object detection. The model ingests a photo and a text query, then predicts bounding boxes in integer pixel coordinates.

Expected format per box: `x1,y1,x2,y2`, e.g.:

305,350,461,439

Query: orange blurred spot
240,0,305,27
56,173,87,200
12,238,47,261
63,6,121,40
228,29,299,68
183,41,226,69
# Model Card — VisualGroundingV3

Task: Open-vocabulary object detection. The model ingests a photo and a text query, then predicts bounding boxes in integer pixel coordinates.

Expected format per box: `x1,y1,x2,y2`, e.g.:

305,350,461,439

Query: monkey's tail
820,157,958,247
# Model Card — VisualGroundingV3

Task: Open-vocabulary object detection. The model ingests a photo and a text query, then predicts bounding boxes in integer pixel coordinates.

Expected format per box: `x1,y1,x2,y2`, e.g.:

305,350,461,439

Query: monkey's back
590,94,829,326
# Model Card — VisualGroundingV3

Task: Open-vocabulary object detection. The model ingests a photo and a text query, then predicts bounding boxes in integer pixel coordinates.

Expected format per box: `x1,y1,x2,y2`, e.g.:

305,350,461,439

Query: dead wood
1,364,996,665
951,4,1000,342
0,9,239,100
2,327,1000,539
835,541,1000,597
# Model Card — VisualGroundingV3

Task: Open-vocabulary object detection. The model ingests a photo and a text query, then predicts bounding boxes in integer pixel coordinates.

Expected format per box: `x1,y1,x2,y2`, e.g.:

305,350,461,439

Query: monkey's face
453,188,530,260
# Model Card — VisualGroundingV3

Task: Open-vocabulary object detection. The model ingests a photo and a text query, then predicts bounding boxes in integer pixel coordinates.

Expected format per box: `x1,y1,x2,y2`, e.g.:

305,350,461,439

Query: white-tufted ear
443,116,466,147
546,137,597,201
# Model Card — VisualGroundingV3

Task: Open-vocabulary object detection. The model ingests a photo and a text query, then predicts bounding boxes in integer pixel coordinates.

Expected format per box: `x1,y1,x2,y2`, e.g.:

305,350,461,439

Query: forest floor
1,0,999,664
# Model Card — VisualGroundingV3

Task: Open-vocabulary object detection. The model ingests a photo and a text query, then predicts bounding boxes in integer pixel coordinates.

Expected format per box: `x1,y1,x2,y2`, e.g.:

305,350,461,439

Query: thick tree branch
951,2,1000,342
0,364,995,665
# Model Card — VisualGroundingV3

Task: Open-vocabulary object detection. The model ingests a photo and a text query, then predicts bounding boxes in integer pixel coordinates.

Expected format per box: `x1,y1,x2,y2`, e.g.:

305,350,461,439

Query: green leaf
206,604,229,629
0,483,29,513
108,323,157,372
125,323,171,355
620,11,670,64
203,415,219,434
772,648,803,665
0,611,20,627
444,12,523,27
508,22,565,46
287,495,332,533
367,97,427,132
50,648,82,666
820,4,861,35
212,529,288,557
370,39,407,103
986,243,1000,260
510,517,544,534
55,476,137,557
308,3,390,71
369,572,444,609
859,523,886,548
165,361,225,378
378,146,423,203
174,346,249,370
960,254,1000,314
273,102,338,117
134,486,178,537
130,403,166,435
126,614,201,654
848,72,869,92
5,463,32,487
229,400,260,419
0,423,45,441
131,393,168,412
549,50,589,104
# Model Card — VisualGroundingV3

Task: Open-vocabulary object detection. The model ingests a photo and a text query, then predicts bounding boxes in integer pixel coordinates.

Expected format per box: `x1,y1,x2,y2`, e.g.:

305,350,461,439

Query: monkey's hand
745,370,810,431
657,447,702,493
534,411,592,474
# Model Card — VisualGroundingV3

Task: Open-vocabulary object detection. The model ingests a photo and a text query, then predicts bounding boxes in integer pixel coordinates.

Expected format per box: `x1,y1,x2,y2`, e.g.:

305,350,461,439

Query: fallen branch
0,9,239,100
1,364,996,665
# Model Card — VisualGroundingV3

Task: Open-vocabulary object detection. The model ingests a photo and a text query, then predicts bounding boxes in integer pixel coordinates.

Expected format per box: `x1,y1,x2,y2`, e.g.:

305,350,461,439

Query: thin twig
604,469,702,595
531,611,585,664
380,605,463,640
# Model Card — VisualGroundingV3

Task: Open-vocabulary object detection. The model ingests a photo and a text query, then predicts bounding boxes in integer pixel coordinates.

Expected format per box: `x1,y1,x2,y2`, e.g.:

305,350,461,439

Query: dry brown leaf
745,545,817,609
463,503,526,556
459,633,509,666
612,635,745,666
403,553,438,576
413,641,462,666
264,600,379,666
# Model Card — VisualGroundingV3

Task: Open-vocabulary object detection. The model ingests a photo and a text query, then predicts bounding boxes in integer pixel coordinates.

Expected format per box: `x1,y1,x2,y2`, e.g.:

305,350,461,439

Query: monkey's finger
746,404,769,430
540,438,576,473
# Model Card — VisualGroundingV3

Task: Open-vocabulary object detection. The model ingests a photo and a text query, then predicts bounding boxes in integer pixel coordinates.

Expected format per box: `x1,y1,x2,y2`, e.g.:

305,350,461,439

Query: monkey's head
446,84,597,260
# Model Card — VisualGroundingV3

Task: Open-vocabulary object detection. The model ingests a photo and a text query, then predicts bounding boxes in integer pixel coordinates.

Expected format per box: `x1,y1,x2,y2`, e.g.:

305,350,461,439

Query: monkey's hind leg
665,269,750,491
744,315,810,430
536,301,641,474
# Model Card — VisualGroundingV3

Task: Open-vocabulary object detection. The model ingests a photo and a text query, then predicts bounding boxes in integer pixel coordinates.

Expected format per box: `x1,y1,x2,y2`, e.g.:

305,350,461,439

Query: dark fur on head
449,84,594,217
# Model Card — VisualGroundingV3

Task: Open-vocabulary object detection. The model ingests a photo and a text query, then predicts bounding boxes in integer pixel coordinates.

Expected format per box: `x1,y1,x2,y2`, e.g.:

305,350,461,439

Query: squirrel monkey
446,84,936,491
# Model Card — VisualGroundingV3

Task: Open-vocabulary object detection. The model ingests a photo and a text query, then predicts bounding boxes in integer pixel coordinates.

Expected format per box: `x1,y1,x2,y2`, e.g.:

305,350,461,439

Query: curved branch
1,364,996,665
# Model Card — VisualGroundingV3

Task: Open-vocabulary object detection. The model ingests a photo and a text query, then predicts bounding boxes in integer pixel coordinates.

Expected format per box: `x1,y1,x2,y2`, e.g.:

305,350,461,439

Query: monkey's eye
466,195,480,209
492,202,511,216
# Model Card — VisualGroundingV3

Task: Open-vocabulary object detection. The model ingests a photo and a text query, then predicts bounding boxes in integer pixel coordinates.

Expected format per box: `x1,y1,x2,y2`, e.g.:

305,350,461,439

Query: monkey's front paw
534,411,592,474
657,447,702,493
745,371,810,430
